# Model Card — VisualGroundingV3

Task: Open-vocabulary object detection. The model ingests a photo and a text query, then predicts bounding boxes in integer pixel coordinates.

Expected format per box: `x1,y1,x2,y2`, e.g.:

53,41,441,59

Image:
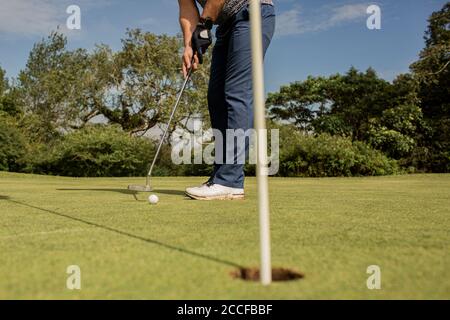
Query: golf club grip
146,63,194,181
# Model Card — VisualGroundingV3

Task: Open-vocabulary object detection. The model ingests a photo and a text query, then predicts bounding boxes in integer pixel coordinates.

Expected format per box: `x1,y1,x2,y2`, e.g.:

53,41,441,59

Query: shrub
278,131,399,177
36,125,157,177
0,116,27,172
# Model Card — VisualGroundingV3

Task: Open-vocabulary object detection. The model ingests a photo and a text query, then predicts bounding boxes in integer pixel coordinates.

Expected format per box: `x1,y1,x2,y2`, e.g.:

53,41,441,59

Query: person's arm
201,0,226,22
178,0,200,77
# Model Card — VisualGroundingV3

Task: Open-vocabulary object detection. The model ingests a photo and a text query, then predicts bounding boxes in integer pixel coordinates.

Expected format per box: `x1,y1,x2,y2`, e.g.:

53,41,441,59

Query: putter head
127,185,153,192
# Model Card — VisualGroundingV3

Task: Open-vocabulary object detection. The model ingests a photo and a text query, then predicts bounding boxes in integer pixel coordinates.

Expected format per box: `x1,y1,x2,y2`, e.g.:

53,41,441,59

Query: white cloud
0,0,60,35
328,4,370,26
276,3,371,37
0,0,112,36
275,7,304,37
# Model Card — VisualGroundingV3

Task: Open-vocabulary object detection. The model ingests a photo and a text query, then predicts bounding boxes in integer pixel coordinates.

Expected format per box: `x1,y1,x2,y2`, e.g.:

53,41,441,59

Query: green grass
0,172,449,300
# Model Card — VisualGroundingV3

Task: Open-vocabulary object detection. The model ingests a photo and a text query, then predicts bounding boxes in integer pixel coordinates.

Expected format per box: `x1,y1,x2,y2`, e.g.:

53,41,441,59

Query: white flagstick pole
249,0,272,286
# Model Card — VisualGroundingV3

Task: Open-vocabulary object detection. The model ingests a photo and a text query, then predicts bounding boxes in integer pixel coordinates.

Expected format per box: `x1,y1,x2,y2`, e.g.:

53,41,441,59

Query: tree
410,3,450,172
0,67,6,97
17,32,91,141
365,74,426,159
411,2,449,119
0,117,27,172
268,68,398,140
0,66,21,118
367,104,424,159
267,76,329,131
267,68,425,161
323,68,394,141
16,30,210,141
83,29,210,135
0,67,7,115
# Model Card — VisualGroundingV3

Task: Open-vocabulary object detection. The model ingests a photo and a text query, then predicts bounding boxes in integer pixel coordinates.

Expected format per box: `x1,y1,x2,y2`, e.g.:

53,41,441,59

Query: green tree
410,3,450,172
268,68,395,140
84,29,210,135
268,68,407,137
411,2,449,118
0,67,6,96
365,74,426,159
0,117,27,172
16,30,210,141
268,69,424,161
323,68,393,141
267,76,329,130
17,32,92,141
0,67,21,118
367,104,424,159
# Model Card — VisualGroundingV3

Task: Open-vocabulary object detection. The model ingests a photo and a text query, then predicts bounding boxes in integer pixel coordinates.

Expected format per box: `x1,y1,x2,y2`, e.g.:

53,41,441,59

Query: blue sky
0,0,446,92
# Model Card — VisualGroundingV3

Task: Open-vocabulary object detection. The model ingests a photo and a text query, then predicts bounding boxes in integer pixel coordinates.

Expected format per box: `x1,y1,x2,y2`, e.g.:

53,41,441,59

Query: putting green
1,172,449,299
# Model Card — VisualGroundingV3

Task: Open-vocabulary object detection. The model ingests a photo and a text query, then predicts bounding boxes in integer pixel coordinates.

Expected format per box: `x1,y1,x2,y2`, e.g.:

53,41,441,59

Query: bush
2,120,401,178
0,116,27,172
278,132,399,177
35,125,157,177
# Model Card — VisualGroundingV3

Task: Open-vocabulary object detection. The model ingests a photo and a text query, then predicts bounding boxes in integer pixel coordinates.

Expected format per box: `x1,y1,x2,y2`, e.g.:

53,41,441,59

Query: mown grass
0,172,449,299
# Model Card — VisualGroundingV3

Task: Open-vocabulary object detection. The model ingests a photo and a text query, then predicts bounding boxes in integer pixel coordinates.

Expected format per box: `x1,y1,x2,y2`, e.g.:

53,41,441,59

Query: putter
128,63,194,192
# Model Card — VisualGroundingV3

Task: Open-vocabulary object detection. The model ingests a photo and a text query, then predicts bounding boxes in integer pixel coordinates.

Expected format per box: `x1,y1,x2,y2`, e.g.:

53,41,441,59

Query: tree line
0,4,448,177
269,3,449,173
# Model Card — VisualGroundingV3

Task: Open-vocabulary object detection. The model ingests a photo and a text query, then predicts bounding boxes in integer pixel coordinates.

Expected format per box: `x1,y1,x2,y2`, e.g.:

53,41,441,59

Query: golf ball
148,194,159,205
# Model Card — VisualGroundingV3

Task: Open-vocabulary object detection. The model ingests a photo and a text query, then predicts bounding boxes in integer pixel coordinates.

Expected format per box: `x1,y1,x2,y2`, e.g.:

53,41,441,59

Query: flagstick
249,0,272,286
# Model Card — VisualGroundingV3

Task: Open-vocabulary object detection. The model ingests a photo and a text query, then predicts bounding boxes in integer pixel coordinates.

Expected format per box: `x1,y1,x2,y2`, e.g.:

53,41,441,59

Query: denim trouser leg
208,4,276,189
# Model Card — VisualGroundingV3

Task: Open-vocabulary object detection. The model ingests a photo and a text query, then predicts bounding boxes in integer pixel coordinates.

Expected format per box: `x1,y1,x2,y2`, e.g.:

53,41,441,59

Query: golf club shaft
146,65,194,185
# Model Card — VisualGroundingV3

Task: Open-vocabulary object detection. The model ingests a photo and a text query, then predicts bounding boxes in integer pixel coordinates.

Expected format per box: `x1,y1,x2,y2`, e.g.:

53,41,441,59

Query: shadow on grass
57,188,186,197
153,189,186,196
58,188,139,201
5,198,243,269
58,188,137,195
0,195,11,200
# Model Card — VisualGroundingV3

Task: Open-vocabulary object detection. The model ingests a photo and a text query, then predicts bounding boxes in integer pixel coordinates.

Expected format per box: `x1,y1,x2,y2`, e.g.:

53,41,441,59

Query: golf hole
231,267,304,282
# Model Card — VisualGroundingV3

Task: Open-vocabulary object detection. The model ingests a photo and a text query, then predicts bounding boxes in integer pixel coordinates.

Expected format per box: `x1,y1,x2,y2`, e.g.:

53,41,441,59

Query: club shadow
153,189,186,196
57,188,140,201
6,198,243,269
58,188,186,196
57,188,187,199
57,188,137,195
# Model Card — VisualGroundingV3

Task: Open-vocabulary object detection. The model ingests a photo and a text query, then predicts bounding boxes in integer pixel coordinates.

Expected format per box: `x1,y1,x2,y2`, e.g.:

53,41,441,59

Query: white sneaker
186,183,245,201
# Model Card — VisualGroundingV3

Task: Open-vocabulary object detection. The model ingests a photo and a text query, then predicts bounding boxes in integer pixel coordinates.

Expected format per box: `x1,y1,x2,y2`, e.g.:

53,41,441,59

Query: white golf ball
148,194,159,205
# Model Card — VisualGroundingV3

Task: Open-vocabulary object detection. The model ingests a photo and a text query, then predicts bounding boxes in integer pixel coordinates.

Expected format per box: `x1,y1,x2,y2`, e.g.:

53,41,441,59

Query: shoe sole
185,192,245,201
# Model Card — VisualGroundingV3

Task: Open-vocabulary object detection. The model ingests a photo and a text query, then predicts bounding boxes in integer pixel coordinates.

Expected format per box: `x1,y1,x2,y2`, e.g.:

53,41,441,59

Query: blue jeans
208,4,276,188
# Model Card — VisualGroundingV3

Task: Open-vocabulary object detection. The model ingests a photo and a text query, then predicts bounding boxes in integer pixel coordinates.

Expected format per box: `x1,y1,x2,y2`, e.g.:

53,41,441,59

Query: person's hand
182,46,199,78
191,21,212,65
